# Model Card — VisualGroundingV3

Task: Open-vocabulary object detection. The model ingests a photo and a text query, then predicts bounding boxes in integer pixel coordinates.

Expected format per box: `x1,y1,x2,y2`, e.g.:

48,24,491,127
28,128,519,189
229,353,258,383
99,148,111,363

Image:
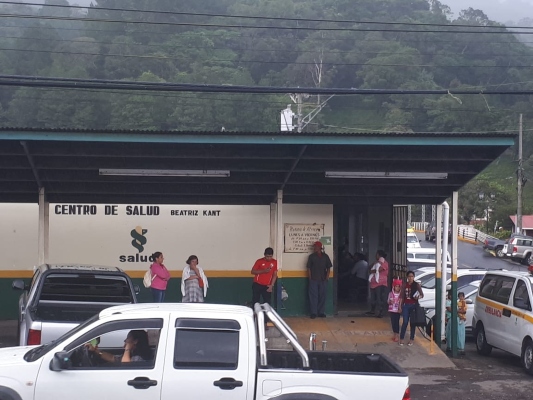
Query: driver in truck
86,330,151,363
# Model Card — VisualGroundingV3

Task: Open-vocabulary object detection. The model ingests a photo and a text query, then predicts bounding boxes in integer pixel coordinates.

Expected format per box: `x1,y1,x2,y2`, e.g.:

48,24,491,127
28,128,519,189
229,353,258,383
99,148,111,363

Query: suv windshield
419,274,436,288
407,235,419,243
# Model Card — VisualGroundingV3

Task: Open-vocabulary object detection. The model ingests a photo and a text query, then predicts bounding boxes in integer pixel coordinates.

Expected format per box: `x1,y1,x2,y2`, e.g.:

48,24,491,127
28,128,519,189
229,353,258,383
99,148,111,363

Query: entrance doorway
334,206,369,313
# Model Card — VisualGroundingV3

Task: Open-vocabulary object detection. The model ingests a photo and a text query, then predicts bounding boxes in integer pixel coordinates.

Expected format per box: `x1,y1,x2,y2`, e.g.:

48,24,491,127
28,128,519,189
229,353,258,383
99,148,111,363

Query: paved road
410,338,533,400
417,232,529,272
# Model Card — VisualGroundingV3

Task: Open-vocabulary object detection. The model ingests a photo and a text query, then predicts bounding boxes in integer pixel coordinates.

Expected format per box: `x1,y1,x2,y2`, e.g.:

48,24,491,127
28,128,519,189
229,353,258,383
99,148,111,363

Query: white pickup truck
0,303,410,400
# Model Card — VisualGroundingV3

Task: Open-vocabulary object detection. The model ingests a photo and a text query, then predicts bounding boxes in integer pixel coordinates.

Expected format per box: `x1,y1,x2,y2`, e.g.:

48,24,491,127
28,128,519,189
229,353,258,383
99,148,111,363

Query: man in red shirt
251,247,278,306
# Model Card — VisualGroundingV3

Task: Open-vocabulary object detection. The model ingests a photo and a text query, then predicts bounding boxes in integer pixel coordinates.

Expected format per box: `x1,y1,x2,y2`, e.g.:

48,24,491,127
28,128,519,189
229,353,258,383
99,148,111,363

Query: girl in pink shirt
150,251,170,302
388,279,403,342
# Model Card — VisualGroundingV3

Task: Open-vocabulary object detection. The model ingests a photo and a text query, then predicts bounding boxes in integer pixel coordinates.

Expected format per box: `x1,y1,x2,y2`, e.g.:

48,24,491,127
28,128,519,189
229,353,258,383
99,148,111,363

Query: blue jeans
151,288,165,303
308,280,326,315
400,303,416,340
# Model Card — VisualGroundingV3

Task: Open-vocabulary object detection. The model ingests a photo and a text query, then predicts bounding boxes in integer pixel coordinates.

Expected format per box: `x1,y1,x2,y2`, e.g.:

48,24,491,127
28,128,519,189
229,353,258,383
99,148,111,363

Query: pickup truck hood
0,345,37,366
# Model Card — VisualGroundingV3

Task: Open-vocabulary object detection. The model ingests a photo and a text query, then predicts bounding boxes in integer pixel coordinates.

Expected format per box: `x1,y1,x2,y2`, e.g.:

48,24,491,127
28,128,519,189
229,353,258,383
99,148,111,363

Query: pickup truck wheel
522,339,533,375
521,255,532,266
475,324,492,356
495,246,504,258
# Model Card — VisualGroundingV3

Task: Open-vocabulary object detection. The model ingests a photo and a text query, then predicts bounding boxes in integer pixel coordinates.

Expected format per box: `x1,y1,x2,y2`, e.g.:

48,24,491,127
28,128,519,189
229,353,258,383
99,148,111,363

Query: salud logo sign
120,226,152,263
131,226,148,253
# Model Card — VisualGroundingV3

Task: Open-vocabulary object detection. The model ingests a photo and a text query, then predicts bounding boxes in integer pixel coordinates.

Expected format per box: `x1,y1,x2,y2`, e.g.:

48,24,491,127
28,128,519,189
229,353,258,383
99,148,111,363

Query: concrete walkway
279,315,455,370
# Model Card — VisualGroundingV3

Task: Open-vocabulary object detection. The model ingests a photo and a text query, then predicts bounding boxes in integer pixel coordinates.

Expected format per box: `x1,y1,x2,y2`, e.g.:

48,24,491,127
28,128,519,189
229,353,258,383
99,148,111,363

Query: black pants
252,282,272,305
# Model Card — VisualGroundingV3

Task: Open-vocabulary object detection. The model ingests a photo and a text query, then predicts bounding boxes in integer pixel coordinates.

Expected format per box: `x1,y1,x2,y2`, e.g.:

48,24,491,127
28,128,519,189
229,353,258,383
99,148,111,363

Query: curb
458,237,478,245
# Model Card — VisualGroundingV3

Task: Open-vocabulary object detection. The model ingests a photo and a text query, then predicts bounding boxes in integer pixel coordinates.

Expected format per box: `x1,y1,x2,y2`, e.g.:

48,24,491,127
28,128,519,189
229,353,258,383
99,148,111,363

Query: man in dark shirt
307,241,332,319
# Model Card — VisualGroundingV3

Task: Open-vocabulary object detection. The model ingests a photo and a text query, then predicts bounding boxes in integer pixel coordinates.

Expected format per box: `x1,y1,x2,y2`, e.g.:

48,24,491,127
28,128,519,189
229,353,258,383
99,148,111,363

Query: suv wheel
522,339,533,375
475,323,492,356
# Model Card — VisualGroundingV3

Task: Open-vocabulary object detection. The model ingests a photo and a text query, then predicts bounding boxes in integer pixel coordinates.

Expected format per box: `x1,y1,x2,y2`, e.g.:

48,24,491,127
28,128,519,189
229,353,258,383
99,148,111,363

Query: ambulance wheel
522,339,533,375
475,323,492,356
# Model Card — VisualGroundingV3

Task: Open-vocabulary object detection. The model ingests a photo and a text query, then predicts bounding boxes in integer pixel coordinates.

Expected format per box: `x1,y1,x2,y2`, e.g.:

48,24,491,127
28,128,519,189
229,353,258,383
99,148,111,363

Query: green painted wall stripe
0,131,515,146
0,277,328,319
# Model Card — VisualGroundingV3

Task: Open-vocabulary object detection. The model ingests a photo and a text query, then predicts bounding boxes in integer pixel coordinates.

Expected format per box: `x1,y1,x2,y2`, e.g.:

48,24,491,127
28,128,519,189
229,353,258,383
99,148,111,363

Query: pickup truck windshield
24,314,99,362
38,274,134,303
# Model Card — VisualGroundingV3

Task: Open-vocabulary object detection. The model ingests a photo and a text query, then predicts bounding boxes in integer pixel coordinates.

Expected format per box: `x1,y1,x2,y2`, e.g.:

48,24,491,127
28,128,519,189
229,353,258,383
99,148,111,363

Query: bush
494,230,512,240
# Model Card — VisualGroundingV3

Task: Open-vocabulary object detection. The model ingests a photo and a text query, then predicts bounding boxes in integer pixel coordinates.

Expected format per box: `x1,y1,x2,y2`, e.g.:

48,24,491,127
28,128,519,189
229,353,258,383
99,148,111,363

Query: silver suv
503,235,533,265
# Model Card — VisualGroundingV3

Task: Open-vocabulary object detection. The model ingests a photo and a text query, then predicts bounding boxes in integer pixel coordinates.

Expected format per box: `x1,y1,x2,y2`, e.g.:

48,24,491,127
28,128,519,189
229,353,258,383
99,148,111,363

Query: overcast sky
14,0,533,24
443,0,533,22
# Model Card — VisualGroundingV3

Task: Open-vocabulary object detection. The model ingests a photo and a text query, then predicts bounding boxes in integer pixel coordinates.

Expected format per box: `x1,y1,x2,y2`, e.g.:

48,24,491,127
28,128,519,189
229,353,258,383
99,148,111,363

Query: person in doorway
388,279,403,342
250,247,278,306
399,270,424,346
150,252,170,303
352,253,369,302
365,250,389,318
181,255,209,303
307,241,332,319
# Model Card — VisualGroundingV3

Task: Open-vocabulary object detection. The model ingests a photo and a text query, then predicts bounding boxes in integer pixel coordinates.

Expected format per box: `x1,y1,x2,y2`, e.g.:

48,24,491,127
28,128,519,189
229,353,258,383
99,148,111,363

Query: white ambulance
473,270,533,374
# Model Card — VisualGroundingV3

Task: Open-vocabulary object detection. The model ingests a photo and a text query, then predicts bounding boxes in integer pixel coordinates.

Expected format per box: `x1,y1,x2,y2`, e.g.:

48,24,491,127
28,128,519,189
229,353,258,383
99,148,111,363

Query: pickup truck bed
267,349,403,374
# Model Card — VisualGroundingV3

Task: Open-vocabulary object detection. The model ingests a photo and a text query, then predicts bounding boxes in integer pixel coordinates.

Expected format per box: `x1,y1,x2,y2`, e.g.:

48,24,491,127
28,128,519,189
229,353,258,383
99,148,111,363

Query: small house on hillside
510,215,533,236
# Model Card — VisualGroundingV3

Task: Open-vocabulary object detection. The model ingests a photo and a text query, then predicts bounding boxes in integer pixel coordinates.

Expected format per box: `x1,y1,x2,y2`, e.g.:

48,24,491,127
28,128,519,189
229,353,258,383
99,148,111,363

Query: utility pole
296,93,303,133
517,113,523,234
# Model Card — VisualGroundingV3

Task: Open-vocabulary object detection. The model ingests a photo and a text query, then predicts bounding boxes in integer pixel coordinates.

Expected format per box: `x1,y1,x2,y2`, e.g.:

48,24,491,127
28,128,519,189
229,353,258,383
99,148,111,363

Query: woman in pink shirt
365,250,389,318
150,251,170,302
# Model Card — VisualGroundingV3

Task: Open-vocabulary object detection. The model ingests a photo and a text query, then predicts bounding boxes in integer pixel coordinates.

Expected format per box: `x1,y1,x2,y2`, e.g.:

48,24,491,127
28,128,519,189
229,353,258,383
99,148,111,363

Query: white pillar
436,203,444,338
452,192,458,280
276,190,283,275
270,203,277,249
38,187,49,265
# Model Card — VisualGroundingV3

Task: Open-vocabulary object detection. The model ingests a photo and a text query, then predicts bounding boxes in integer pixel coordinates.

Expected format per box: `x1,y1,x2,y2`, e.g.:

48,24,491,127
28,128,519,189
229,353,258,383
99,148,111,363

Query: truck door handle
127,377,158,389
213,377,243,390
503,308,511,317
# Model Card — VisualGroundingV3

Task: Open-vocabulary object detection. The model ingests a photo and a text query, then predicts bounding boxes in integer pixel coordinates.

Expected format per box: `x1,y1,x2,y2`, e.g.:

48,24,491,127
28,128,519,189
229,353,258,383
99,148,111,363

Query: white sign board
284,223,325,253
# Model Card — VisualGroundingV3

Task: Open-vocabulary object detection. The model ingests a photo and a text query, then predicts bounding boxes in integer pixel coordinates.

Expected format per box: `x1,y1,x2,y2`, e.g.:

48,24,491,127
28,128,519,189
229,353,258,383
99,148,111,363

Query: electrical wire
1,11,533,35
3,74,533,95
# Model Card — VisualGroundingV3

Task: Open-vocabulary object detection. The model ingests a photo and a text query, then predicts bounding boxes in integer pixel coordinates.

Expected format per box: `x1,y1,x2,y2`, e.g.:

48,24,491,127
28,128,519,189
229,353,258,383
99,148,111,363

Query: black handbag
411,303,426,327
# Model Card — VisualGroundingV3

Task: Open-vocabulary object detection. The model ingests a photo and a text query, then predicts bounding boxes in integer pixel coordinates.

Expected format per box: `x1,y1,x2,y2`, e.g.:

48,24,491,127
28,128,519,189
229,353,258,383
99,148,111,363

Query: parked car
473,270,533,375
407,248,451,270
425,221,452,242
421,280,481,339
407,232,421,248
0,303,410,400
12,264,138,346
503,234,533,265
418,269,489,305
407,223,415,233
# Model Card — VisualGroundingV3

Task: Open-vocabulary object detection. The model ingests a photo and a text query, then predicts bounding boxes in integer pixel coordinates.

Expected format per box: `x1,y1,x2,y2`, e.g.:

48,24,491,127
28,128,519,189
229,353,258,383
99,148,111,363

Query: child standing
457,292,467,354
388,279,403,342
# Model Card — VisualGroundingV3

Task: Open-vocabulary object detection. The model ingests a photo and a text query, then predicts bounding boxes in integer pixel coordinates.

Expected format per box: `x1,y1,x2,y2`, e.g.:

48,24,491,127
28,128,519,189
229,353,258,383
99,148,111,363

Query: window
513,280,531,311
480,275,515,304
457,275,485,288
174,318,240,369
64,319,162,370
39,273,134,303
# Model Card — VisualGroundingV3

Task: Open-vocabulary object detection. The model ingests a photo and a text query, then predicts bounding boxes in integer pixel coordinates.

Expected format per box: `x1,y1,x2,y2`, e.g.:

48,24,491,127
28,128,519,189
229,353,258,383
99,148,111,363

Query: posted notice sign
284,223,325,253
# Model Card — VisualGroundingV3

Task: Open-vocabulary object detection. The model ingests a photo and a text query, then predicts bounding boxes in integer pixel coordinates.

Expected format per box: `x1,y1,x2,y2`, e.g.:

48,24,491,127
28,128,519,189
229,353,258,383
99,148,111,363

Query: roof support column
434,204,443,346
38,187,49,265
275,190,283,312
450,192,459,358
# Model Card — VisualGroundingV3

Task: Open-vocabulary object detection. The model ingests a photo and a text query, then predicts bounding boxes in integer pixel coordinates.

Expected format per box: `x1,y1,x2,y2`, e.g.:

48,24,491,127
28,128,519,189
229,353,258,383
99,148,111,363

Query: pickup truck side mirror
50,351,72,371
12,279,28,291
465,298,473,305
133,285,140,295
446,284,451,291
